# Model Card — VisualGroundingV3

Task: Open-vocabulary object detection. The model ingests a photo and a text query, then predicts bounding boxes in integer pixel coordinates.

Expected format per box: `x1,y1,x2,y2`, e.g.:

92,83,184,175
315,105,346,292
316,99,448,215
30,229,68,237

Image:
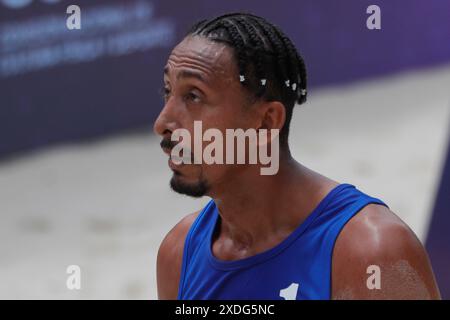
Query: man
154,13,440,299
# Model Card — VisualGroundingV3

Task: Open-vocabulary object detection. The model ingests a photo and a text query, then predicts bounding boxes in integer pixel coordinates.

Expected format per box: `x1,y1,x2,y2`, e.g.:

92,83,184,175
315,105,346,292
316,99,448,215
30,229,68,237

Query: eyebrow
164,66,207,83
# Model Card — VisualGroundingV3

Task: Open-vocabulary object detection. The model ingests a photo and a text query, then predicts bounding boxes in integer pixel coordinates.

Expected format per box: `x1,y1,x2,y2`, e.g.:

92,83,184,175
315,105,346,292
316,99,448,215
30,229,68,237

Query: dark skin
154,35,441,300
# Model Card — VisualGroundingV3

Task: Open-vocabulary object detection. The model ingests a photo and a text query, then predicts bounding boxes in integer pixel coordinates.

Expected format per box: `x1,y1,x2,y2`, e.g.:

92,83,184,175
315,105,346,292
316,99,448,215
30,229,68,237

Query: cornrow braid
232,16,267,97
207,19,249,87
245,14,307,104
245,16,292,100
187,12,308,146
296,50,308,104
270,23,307,104
192,13,242,35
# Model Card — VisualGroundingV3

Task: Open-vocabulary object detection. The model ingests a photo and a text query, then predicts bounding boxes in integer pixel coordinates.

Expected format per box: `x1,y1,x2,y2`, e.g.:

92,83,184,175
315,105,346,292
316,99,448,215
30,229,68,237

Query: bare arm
156,211,200,300
332,204,441,299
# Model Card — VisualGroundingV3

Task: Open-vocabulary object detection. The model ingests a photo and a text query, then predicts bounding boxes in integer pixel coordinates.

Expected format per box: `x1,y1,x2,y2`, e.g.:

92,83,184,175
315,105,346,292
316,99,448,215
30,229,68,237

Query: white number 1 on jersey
279,282,299,300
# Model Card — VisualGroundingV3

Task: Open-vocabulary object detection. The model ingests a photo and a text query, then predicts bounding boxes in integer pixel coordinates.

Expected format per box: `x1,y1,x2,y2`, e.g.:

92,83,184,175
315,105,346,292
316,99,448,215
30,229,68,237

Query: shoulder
332,203,441,299
156,210,201,300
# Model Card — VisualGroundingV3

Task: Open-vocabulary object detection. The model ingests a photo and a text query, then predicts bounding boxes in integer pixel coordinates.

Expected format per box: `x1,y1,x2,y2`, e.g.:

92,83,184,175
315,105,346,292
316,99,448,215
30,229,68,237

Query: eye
159,86,171,101
185,91,201,103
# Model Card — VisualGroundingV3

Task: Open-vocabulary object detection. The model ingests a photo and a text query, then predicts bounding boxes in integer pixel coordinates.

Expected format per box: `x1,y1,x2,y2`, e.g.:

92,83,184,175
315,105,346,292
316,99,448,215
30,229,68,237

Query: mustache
160,137,194,160
160,138,177,150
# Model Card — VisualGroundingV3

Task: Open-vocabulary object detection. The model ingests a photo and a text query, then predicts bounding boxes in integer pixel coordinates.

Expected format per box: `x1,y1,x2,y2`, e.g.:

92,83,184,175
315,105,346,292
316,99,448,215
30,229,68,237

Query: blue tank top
177,183,388,300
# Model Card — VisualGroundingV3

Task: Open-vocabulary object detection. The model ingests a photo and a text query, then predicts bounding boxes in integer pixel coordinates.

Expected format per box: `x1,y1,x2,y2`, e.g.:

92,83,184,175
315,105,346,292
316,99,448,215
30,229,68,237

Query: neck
208,151,337,251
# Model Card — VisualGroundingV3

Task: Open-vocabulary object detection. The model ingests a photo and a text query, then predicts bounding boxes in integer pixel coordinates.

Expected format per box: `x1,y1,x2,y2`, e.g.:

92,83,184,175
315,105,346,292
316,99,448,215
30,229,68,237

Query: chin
170,173,209,198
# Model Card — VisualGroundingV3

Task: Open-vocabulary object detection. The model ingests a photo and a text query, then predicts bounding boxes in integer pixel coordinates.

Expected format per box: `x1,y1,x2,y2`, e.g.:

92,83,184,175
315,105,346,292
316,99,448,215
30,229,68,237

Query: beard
169,171,210,198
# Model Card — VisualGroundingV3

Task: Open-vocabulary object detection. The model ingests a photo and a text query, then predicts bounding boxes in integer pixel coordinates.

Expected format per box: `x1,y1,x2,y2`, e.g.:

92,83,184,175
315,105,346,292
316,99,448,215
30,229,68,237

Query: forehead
165,35,237,81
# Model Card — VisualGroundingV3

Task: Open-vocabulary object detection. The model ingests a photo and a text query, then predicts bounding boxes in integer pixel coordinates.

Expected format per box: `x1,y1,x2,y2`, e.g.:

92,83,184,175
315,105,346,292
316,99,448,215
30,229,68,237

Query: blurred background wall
0,0,449,299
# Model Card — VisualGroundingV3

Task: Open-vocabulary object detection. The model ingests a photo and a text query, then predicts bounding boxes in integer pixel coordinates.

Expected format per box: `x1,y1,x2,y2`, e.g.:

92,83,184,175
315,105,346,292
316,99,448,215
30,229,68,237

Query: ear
258,101,286,132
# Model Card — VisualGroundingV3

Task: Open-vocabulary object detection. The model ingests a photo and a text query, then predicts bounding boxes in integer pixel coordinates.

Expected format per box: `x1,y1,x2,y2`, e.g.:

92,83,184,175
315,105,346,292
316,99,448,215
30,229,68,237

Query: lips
168,157,179,170
161,147,172,157
169,154,193,165
163,148,193,170
160,138,194,167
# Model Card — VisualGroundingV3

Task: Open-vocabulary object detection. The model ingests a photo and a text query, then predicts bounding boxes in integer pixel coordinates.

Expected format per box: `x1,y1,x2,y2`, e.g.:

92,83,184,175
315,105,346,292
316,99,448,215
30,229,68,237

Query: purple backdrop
1,0,450,157
1,0,450,298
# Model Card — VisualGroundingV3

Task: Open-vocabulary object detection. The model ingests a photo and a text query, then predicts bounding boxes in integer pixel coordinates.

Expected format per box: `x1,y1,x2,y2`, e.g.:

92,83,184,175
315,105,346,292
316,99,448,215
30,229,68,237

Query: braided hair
186,13,307,146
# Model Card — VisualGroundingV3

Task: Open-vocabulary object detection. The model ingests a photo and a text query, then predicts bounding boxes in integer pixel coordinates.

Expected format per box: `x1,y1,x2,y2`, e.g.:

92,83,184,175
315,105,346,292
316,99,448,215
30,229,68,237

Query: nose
153,98,179,137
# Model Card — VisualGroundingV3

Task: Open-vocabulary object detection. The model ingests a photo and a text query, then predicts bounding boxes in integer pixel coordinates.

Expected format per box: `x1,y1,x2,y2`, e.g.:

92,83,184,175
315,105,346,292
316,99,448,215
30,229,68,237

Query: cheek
200,162,234,185
203,107,251,133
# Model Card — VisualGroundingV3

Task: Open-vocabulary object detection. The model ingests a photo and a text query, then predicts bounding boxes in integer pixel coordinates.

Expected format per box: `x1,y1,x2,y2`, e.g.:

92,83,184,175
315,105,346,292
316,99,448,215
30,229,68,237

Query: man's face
154,35,261,197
